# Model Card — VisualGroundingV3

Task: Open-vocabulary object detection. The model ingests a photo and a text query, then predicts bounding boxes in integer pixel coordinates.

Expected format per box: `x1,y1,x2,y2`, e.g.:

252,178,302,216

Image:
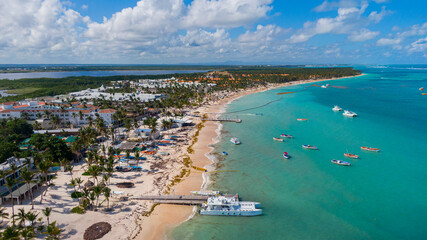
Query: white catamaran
200,195,262,216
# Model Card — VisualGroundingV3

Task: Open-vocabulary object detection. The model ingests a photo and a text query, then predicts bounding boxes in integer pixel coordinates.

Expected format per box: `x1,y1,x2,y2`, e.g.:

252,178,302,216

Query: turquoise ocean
171,65,427,240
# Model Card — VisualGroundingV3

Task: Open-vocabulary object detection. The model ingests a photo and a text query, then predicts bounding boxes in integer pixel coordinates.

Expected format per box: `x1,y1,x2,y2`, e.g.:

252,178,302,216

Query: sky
0,0,426,64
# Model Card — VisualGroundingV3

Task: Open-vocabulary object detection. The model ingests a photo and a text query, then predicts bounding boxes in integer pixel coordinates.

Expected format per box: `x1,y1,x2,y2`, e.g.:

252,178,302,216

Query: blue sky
0,0,426,64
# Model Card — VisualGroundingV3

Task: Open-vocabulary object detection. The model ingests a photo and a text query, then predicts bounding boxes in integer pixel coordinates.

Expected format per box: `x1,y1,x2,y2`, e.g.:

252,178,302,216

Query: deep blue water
171,65,427,240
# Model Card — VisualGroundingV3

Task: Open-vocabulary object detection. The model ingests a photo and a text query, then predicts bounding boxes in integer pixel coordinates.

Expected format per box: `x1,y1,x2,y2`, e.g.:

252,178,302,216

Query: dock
128,195,208,205
202,117,242,123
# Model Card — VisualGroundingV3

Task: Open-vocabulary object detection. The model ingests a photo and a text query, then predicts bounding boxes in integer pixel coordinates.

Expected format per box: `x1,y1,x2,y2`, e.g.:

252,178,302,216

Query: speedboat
222,152,228,155
230,138,241,145
344,153,359,159
280,134,293,138
343,110,357,117
361,146,380,152
297,118,308,121
422,93,427,95
273,137,284,142
255,113,264,116
302,145,317,150
420,87,424,91
331,159,351,166
321,84,330,88
332,105,343,111
283,152,290,159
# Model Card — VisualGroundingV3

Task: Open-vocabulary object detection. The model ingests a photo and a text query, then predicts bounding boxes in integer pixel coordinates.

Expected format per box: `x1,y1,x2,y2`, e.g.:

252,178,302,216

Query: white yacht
343,110,357,117
230,138,241,145
321,84,330,88
332,105,342,111
200,195,262,216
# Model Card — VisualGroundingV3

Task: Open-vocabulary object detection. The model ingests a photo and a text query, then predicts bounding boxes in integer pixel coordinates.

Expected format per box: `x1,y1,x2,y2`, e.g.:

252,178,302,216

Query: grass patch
71,206,86,214
5,87,41,94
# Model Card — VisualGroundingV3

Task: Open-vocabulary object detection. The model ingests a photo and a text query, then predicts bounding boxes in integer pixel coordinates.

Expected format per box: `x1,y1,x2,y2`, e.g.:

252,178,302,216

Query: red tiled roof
2,102,15,105
13,104,30,109
99,109,116,114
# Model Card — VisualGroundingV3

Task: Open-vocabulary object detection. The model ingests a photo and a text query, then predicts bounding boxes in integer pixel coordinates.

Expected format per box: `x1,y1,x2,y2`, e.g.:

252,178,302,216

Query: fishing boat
297,118,308,121
361,146,380,152
230,138,241,145
331,159,351,166
344,153,359,159
273,137,284,142
280,134,293,138
332,105,343,111
343,110,357,117
422,93,427,95
302,145,318,150
420,87,424,91
283,152,290,159
222,152,228,155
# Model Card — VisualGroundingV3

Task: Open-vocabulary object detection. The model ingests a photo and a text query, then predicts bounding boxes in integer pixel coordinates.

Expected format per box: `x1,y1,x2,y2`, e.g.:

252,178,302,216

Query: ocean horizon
171,65,427,239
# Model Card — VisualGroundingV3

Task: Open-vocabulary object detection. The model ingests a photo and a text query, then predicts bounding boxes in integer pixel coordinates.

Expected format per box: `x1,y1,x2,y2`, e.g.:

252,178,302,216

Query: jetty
202,116,242,123
128,195,208,205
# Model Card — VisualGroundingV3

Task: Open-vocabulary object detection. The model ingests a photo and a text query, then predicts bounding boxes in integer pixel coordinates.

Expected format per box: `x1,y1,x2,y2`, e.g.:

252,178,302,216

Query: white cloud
238,25,285,43
349,28,379,41
183,0,273,28
408,37,427,52
290,2,377,43
313,0,359,12
368,6,392,23
377,38,401,45
376,22,427,51
82,4,88,10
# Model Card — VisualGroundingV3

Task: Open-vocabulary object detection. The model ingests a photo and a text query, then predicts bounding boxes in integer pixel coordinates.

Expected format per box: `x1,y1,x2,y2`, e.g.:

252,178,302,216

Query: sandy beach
135,75,363,240
1,75,361,240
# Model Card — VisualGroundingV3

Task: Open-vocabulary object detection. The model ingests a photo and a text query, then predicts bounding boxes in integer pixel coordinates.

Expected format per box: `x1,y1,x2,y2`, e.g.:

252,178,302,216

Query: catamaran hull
200,209,262,216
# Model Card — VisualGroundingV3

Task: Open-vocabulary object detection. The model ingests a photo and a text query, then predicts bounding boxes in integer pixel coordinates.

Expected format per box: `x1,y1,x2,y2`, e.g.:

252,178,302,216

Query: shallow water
171,65,427,240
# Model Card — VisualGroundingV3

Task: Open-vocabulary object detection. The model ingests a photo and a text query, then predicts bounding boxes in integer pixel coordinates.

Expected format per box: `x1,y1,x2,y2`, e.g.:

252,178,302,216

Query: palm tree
5,178,16,225
93,185,103,209
37,160,52,204
1,226,20,240
0,206,9,224
103,187,111,209
87,165,100,184
13,208,27,226
42,207,52,225
26,211,38,228
135,151,141,169
44,221,62,240
20,227,36,240
9,164,21,196
20,168,36,209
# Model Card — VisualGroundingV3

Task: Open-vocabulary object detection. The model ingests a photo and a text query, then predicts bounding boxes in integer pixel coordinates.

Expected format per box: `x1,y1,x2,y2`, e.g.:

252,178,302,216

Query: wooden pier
128,195,208,205
202,117,242,123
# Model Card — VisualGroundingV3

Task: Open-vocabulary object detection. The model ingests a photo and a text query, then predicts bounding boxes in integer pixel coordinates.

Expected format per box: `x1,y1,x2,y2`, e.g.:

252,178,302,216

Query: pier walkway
128,195,208,205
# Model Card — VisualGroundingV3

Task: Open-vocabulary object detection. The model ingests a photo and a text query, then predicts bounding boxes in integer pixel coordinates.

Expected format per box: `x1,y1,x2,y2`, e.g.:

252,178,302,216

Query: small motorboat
321,84,330,88
343,110,357,117
344,153,359,159
283,152,290,159
280,134,293,138
361,146,380,152
422,93,427,95
331,159,351,166
420,87,424,91
255,113,264,116
273,137,284,142
302,145,318,150
222,152,228,155
297,118,308,121
230,138,241,145
332,105,343,111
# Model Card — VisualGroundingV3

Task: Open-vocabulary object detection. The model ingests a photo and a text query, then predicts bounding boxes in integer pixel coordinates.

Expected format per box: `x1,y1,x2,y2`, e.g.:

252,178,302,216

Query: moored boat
191,190,221,196
302,144,317,150
331,159,351,166
332,105,343,111
361,146,380,152
420,87,424,91
297,118,308,121
200,195,262,216
344,153,359,159
230,138,241,145
343,110,357,117
422,93,427,95
280,134,293,138
283,152,290,159
273,137,284,142
222,151,228,155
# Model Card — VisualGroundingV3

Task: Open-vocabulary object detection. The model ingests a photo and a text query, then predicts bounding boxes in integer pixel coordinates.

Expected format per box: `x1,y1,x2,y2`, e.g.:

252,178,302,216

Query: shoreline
134,74,363,240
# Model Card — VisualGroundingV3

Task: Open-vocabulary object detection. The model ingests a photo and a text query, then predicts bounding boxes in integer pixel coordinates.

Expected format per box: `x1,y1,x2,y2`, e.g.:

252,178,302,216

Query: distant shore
134,73,363,240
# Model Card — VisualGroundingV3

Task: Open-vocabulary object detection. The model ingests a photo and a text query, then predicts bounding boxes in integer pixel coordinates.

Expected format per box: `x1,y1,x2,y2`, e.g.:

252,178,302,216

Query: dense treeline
0,119,33,161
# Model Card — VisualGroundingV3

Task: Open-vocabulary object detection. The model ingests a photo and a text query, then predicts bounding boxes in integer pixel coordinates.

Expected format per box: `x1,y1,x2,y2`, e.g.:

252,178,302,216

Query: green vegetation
0,119,33,162
5,87,41,94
